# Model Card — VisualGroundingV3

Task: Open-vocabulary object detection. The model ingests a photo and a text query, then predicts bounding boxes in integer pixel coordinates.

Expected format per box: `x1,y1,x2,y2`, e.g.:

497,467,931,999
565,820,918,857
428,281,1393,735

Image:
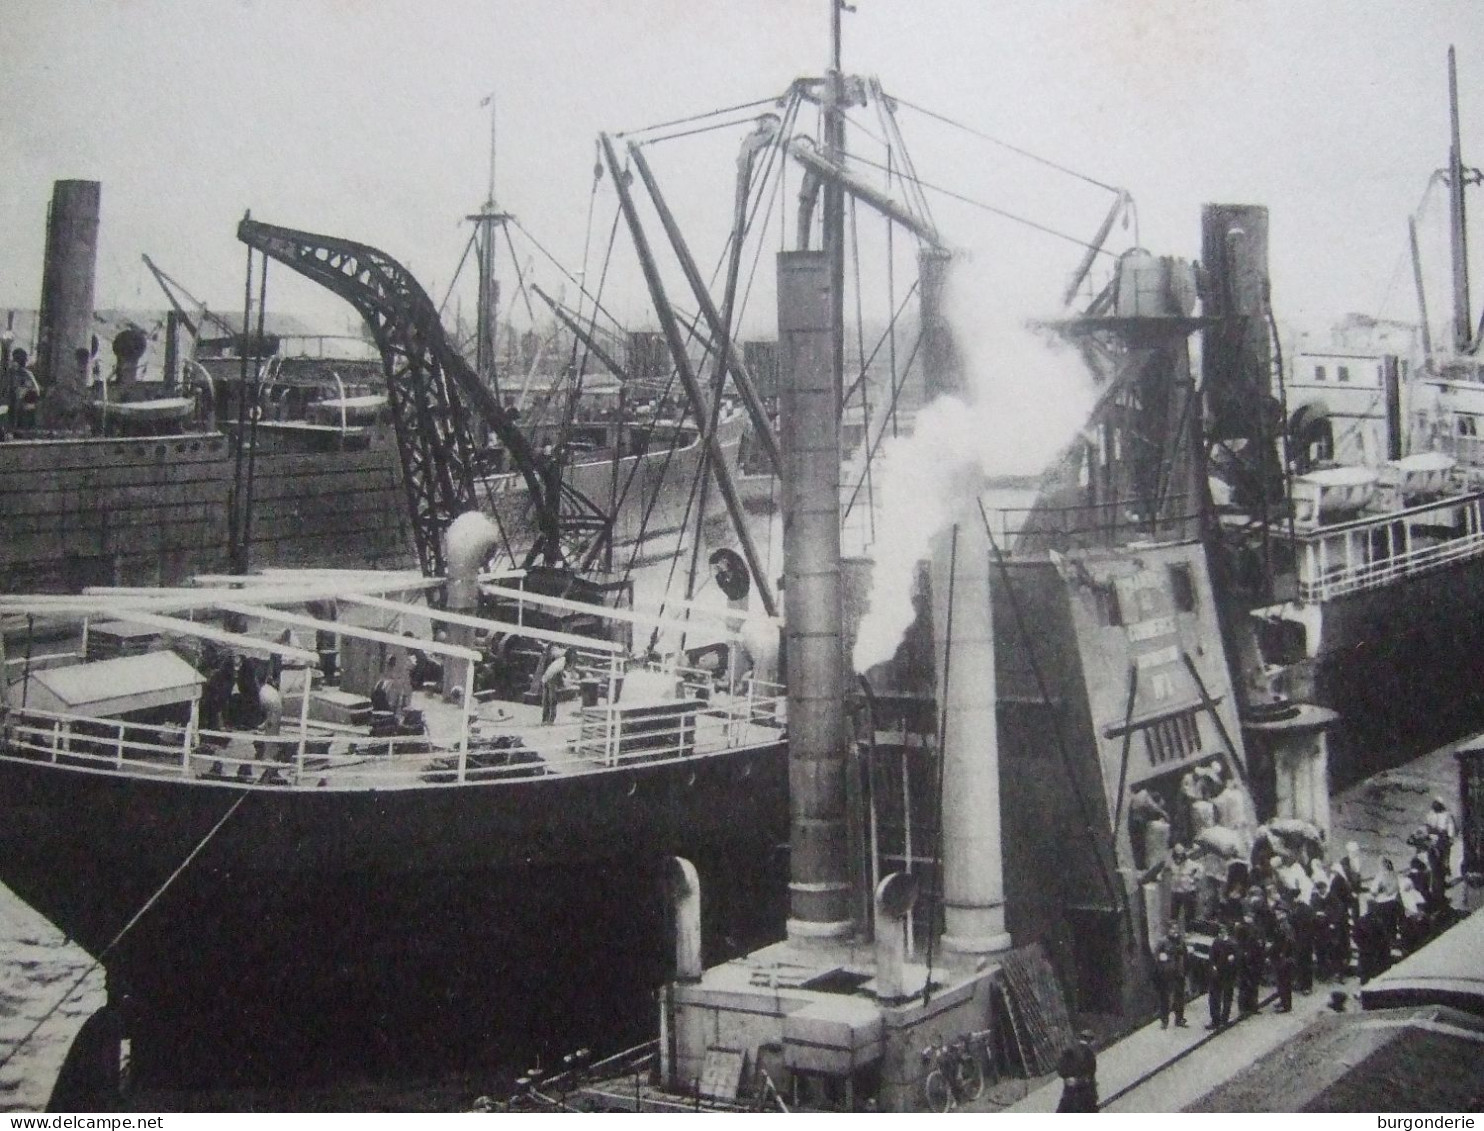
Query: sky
3,0,1483,343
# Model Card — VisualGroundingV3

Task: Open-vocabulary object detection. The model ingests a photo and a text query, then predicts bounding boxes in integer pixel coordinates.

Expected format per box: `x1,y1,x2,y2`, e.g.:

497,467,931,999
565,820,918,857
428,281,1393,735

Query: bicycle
920,1030,988,1112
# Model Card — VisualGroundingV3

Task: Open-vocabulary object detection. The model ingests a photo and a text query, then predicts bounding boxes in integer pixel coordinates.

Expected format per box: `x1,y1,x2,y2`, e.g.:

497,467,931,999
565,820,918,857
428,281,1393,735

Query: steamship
0,552,788,1090
1232,49,1484,788
0,181,747,593
575,37,1484,1113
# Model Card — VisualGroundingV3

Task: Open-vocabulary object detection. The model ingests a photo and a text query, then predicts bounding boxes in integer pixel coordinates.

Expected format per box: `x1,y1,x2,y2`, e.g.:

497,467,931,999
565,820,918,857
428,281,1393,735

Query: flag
479,94,493,108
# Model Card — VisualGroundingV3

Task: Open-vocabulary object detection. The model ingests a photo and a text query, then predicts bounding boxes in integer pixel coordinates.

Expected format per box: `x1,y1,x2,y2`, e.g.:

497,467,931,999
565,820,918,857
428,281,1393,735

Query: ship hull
0,737,788,1090
1281,557,1484,787
0,414,743,590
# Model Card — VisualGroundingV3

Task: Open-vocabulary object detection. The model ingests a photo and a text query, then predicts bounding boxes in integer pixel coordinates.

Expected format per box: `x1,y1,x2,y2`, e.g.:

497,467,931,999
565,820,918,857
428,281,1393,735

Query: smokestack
778,249,854,943
36,180,100,428
921,251,1010,958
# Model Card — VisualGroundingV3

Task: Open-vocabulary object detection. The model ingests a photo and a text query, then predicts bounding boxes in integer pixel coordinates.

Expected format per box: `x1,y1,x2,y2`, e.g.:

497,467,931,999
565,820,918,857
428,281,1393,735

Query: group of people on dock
1144,791,1459,1033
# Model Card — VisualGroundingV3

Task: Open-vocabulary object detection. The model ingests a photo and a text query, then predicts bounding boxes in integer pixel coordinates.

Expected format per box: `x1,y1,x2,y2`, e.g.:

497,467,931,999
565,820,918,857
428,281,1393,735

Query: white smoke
850,256,1096,673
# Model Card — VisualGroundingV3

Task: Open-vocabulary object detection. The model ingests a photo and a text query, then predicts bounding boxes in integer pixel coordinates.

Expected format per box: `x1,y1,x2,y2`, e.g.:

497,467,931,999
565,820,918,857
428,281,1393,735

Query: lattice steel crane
237,217,611,576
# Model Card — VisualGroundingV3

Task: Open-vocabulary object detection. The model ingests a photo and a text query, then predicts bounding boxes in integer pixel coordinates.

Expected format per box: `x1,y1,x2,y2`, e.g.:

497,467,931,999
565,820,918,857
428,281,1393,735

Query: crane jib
235,217,610,573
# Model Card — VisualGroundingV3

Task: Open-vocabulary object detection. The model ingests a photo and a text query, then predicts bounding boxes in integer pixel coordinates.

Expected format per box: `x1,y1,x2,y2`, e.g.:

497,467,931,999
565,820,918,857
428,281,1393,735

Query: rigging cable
437,228,479,318
510,216,628,338
890,92,1124,195
240,251,270,567
558,192,622,454
874,81,935,237
836,150,1117,257
734,88,805,331
662,90,805,635
632,114,782,148
841,305,923,522
975,497,1129,920
849,194,876,541
0,790,250,1074
614,94,784,140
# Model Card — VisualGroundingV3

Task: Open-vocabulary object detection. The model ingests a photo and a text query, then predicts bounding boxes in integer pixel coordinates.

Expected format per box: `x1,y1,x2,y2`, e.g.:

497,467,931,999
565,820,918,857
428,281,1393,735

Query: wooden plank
997,945,1074,1078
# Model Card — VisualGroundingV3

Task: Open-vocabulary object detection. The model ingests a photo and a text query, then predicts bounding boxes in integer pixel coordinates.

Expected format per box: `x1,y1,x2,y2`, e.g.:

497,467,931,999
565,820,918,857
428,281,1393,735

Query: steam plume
851,258,1095,673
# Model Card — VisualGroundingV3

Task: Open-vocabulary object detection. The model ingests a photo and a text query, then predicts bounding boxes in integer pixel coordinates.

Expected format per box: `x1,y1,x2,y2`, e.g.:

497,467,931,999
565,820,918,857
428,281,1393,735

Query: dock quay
506,729,1484,1116
999,732,1484,1114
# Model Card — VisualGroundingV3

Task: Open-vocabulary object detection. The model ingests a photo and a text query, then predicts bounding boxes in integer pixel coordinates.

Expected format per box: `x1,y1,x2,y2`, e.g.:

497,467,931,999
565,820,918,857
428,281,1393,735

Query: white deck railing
1289,491,1484,601
0,676,787,790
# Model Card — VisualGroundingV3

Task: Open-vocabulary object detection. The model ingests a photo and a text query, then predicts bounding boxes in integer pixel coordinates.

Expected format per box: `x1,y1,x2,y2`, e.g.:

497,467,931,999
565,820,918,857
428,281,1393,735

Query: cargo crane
236,217,612,576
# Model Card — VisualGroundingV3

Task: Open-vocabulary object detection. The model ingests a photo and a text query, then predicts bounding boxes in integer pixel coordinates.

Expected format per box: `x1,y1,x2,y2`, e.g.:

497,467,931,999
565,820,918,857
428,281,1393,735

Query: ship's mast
470,92,509,399
1448,47,1476,355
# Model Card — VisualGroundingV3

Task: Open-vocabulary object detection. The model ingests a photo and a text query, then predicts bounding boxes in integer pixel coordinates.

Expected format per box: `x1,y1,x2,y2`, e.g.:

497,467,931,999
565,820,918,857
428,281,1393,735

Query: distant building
1284,350,1402,468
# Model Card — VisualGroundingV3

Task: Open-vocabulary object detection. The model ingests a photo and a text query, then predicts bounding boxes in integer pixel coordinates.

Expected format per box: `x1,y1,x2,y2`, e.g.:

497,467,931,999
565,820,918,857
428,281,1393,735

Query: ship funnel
778,249,854,943
35,180,101,429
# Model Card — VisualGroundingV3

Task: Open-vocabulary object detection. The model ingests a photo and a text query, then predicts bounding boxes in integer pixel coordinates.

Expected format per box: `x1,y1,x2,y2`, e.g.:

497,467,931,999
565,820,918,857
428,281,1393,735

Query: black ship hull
0,738,789,1091
1279,557,1484,788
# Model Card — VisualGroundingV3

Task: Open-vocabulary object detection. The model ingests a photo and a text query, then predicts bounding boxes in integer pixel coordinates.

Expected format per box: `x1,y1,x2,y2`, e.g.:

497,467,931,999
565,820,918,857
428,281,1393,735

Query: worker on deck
1055,1029,1098,1113
539,645,570,725
372,652,412,715
10,349,40,430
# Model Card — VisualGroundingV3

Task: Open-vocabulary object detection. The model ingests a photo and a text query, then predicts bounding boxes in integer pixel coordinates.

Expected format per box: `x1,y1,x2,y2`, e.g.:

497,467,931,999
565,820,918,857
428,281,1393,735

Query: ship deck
0,572,786,794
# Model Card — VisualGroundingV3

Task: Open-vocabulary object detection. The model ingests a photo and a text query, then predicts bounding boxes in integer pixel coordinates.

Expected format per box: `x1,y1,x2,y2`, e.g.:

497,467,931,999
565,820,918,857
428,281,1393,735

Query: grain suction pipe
778,249,854,943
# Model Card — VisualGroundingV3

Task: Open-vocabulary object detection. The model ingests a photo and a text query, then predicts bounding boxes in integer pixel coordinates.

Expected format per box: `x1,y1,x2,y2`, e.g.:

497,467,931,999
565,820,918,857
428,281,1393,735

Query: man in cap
1206,922,1238,1030
1151,923,1189,1029
1055,1029,1098,1112
1235,912,1265,1016
1270,911,1296,1012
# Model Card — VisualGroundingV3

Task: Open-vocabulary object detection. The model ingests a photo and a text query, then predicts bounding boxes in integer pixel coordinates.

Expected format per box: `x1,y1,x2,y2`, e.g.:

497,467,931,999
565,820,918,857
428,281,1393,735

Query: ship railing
979,495,1202,553
2,705,200,776
0,683,787,785
2,649,84,681
1289,492,1484,601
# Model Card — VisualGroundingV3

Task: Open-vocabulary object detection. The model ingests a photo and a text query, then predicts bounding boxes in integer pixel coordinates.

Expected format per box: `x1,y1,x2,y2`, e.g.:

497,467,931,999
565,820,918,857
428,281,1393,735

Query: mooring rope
0,790,251,1073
